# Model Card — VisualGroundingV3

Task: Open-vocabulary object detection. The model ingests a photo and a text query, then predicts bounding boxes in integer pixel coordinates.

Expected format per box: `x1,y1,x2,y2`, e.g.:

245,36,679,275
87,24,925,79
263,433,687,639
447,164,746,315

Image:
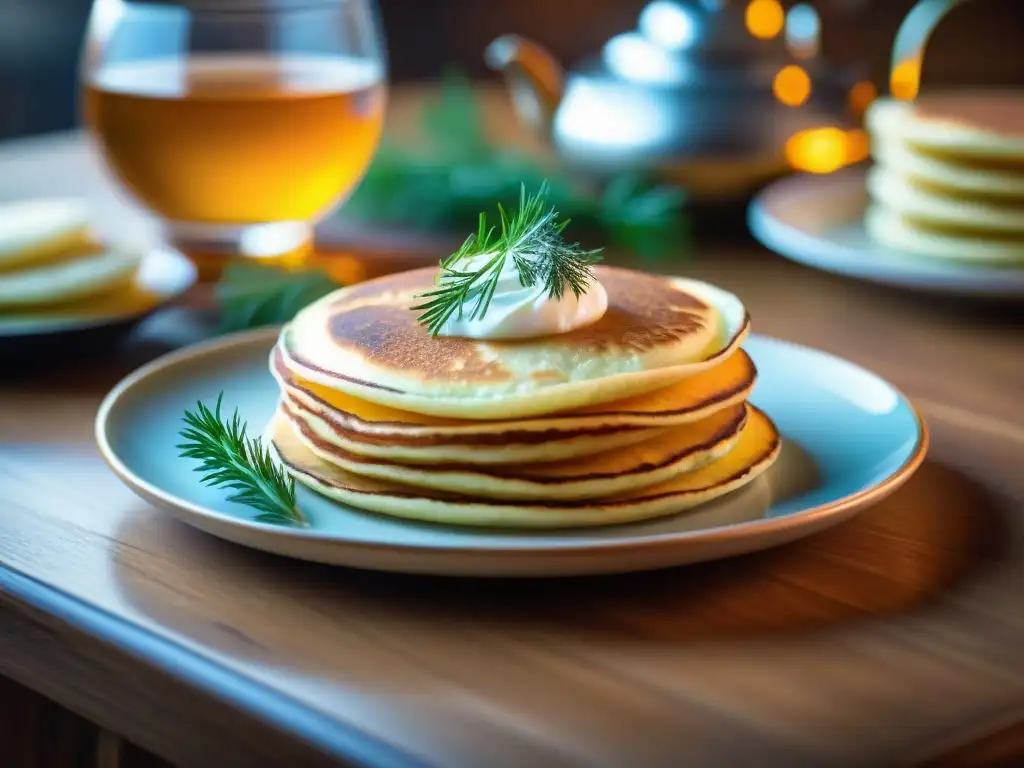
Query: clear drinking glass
80,0,387,280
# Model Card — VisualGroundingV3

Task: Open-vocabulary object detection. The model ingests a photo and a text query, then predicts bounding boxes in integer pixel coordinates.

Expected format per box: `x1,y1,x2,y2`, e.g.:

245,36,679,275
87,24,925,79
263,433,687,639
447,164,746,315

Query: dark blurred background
1,0,1022,141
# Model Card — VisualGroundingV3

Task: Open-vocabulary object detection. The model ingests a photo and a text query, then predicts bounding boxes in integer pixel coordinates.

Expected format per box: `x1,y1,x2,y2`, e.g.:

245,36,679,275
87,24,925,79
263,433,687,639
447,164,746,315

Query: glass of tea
80,0,387,279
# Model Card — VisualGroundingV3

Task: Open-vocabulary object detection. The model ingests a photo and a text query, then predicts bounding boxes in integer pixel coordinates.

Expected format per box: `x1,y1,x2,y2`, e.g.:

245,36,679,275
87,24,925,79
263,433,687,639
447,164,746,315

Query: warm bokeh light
891,58,921,101
845,128,871,164
316,253,367,284
773,65,811,107
745,0,785,40
848,81,877,114
785,127,869,174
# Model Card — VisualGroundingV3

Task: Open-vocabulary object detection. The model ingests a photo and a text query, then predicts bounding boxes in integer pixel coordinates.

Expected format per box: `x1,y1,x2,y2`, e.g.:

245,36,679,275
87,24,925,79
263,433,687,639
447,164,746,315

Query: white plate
96,328,927,577
748,168,1024,298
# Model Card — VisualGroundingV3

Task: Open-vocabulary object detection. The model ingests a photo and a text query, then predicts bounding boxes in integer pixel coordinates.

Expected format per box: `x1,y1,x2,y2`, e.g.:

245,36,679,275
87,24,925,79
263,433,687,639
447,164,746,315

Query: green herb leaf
177,393,306,528
599,175,690,260
216,260,341,332
420,67,490,161
411,183,602,335
340,69,689,261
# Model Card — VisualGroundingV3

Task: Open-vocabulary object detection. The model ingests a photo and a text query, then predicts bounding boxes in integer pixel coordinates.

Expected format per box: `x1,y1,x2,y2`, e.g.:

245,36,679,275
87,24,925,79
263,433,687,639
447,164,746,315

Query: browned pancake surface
306,266,712,386
272,345,757,434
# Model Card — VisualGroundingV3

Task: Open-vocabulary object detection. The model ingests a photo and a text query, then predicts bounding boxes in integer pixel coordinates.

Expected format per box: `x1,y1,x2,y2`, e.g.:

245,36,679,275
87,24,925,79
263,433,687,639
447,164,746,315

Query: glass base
166,221,313,282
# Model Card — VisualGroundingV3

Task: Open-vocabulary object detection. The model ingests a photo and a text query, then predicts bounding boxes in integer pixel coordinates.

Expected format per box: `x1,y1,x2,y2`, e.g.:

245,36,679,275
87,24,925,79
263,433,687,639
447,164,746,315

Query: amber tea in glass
81,0,386,278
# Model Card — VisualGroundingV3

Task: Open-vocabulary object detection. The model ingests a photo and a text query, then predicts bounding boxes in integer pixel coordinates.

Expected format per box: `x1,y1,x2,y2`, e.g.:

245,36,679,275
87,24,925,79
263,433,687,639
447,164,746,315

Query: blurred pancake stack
0,199,144,310
268,266,781,529
865,93,1024,265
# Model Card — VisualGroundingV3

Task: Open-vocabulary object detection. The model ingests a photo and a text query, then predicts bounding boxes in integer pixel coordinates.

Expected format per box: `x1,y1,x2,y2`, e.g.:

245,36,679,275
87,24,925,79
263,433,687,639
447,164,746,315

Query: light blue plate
96,329,927,576
749,168,1024,298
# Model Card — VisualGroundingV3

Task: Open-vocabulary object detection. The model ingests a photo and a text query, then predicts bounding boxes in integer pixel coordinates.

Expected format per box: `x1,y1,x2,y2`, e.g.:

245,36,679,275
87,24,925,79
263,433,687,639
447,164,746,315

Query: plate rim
748,169,1024,296
95,327,929,557
0,246,197,337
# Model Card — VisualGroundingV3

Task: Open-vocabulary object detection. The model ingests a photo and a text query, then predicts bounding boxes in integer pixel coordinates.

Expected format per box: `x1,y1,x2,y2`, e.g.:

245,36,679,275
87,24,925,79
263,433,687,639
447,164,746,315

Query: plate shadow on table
110,455,1005,670
0,306,217,385
0,318,148,372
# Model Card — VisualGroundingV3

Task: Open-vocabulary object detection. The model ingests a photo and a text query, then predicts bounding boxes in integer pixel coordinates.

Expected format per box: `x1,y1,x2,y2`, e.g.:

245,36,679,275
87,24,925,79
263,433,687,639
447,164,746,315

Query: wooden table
2,124,1024,765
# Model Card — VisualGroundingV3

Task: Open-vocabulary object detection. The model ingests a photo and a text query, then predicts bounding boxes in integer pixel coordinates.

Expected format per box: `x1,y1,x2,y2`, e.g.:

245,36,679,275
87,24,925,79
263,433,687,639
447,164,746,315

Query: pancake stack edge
865,93,1024,264
267,269,782,529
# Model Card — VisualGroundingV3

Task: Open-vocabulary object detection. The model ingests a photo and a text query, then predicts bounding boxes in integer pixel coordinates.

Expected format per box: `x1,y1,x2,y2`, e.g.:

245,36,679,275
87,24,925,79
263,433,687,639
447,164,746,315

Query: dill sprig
177,393,307,528
411,183,602,335
216,260,341,333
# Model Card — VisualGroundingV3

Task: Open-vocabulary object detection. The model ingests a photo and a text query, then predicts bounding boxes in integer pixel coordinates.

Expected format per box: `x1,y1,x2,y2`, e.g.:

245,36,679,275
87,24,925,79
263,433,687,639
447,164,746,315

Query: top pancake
280,266,749,420
868,92,1024,160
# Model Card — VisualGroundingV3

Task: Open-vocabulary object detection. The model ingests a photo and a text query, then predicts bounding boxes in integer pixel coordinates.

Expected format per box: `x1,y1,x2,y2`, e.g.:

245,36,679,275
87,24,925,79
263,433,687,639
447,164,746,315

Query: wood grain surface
2,92,1024,767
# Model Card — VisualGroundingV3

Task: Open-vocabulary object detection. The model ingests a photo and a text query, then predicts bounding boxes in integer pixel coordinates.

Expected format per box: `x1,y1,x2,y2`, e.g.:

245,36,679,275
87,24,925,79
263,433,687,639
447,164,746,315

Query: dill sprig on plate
216,260,341,333
177,393,307,528
411,183,603,336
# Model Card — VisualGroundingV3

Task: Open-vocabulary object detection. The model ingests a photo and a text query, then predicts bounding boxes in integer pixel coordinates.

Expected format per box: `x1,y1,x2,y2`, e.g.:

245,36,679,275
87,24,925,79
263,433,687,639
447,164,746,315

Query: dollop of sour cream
432,253,608,340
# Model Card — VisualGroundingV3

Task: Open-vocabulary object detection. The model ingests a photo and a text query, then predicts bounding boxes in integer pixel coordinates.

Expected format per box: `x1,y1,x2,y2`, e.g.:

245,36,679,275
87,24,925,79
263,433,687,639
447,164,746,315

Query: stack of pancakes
865,93,1024,264
268,266,781,528
0,199,143,310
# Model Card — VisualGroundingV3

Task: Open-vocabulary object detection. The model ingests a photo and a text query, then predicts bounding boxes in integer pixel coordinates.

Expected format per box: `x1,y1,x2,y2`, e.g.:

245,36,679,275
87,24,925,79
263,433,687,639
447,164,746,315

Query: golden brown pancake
272,345,757,465
280,266,750,419
281,400,748,501
0,198,94,272
866,93,1024,262
269,405,782,529
865,205,1024,264
866,166,1024,234
868,92,1024,161
0,247,141,308
872,138,1024,199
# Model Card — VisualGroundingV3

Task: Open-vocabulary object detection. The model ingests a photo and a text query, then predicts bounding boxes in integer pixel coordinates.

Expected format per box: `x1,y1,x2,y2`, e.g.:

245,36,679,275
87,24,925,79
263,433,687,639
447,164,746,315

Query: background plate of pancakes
749,92,1024,298
0,198,196,365
97,267,927,577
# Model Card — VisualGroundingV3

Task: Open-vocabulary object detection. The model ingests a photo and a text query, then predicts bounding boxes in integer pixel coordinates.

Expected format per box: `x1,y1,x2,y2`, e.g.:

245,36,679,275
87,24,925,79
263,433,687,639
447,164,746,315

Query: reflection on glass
602,32,689,85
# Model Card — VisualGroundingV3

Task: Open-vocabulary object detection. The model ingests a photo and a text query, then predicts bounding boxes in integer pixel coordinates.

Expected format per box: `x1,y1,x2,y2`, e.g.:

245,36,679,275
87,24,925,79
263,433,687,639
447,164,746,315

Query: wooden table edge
0,566,422,768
